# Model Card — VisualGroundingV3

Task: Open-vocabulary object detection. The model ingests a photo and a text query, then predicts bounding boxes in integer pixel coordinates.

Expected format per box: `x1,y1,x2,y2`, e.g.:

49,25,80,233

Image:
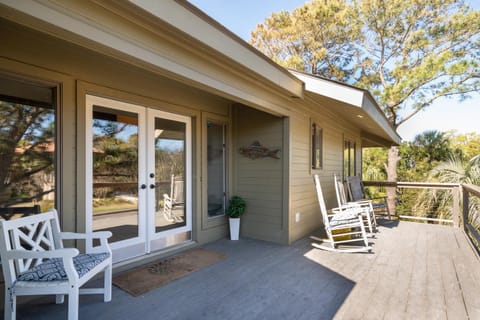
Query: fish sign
239,141,280,160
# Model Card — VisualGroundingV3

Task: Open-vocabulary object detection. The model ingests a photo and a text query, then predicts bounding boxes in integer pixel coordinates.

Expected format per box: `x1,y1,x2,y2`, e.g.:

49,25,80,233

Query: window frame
343,138,357,178
0,73,59,214
201,112,230,229
311,121,323,170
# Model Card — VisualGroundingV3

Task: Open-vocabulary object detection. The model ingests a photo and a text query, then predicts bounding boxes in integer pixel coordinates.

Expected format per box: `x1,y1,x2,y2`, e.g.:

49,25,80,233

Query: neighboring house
0,0,400,266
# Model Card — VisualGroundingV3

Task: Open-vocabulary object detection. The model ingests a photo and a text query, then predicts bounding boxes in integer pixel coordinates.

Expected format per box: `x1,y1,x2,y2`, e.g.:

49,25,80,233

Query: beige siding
2,16,376,252
288,104,363,243
233,106,286,243
0,19,231,244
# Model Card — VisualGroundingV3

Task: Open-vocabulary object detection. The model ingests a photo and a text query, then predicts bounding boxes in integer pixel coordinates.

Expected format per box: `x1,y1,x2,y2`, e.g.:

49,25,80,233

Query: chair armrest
349,200,372,205
7,248,79,260
331,205,362,216
8,248,80,283
61,231,112,254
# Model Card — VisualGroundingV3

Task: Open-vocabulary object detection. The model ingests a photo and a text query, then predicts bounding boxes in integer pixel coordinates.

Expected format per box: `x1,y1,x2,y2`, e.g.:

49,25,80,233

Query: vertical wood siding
233,106,285,243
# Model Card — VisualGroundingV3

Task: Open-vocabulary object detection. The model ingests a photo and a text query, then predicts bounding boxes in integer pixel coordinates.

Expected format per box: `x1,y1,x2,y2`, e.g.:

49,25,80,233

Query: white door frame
146,108,192,253
85,95,192,261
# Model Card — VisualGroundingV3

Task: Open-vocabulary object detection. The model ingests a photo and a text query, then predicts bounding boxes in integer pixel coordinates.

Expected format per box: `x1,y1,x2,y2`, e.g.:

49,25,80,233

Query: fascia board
291,71,364,106
362,95,402,145
291,70,401,145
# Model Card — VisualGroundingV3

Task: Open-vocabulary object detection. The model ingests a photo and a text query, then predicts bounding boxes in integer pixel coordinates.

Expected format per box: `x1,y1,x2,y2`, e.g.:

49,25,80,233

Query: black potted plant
226,195,246,240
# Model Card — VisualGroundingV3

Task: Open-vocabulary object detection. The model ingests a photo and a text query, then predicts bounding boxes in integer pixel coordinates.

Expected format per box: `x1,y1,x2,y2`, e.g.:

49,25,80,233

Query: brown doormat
113,248,225,297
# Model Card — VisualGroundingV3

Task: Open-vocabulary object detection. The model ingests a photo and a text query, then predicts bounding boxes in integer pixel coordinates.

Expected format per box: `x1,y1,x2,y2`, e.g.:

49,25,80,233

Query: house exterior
0,0,400,267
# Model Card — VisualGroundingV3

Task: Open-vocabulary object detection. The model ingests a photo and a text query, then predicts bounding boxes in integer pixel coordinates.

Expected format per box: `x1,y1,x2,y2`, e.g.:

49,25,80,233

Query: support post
462,186,469,232
452,186,460,228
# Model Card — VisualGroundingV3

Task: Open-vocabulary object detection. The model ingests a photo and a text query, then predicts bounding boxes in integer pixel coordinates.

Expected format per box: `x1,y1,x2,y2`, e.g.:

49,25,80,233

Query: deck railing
363,180,480,254
461,183,480,254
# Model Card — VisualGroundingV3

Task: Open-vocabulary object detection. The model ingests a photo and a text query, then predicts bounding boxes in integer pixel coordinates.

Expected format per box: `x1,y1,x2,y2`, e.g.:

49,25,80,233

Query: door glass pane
0,88,56,220
92,106,139,243
207,120,225,217
154,117,186,231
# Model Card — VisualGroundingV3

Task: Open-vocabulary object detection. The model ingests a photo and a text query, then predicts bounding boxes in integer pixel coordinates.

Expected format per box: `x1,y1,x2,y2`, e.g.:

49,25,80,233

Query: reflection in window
343,139,356,178
311,122,323,169
207,120,226,217
92,107,139,242
154,117,186,231
0,78,56,220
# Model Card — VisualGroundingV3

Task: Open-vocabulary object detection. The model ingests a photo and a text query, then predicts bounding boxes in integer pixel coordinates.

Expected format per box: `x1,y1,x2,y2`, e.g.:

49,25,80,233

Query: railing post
462,185,469,232
452,185,460,228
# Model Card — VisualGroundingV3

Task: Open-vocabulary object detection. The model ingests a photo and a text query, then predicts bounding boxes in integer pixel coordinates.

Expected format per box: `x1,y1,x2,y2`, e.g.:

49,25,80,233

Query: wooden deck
12,220,480,320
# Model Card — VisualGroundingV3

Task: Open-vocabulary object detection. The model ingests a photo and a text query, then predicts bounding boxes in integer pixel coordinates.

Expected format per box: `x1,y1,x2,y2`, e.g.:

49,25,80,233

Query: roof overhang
290,70,402,147
0,0,303,115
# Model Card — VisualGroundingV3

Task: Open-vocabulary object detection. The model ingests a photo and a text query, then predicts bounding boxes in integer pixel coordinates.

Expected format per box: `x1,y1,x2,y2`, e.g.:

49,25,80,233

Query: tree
0,101,55,207
447,131,480,160
411,131,452,163
250,0,480,215
250,0,360,79
414,155,480,227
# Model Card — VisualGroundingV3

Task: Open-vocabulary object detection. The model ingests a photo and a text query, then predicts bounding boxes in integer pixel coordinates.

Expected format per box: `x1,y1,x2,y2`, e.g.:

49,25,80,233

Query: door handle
149,184,155,189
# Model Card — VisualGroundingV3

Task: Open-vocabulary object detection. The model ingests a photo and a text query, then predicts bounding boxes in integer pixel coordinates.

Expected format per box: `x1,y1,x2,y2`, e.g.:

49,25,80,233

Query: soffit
0,0,303,113
291,70,401,147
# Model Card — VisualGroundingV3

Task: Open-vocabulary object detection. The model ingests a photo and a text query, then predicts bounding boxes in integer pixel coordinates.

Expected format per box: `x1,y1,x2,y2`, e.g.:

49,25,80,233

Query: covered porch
12,219,480,320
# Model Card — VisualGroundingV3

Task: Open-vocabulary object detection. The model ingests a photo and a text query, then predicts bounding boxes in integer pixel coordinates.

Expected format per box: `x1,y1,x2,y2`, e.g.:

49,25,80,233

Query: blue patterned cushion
17,252,110,281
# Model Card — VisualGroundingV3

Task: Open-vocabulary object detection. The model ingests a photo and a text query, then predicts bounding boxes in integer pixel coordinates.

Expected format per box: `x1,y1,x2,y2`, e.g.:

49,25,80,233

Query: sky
188,0,480,142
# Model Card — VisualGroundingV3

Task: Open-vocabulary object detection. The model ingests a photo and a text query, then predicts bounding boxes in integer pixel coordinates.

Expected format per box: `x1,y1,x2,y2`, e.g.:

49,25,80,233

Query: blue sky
188,0,480,141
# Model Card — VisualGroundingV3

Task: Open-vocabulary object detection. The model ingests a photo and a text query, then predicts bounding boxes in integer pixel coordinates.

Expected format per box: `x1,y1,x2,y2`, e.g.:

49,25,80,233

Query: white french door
85,95,191,263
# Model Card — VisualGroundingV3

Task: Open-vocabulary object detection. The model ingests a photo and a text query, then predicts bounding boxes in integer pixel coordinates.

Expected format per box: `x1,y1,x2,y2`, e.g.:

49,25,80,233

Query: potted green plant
226,195,246,240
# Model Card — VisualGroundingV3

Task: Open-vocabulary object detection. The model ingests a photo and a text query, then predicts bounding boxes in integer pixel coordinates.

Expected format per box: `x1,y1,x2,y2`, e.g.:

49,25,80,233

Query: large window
311,122,323,169
343,139,356,178
0,76,56,219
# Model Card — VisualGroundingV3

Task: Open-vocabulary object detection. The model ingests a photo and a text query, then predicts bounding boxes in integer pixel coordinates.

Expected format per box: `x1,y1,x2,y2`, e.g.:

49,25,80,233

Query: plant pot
229,217,240,240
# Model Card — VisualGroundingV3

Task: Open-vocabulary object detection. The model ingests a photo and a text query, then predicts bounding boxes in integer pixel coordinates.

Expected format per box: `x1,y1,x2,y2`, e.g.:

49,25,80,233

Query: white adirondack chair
0,209,112,320
311,174,372,253
334,174,376,234
346,175,391,219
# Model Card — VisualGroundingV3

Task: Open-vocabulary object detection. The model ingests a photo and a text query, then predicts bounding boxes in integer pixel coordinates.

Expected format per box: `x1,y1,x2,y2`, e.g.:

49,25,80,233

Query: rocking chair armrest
349,200,372,205
6,248,79,260
332,203,363,211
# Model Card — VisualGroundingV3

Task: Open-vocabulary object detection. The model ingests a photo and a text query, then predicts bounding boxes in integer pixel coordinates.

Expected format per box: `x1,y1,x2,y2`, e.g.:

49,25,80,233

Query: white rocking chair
0,209,112,320
334,174,376,234
346,175,391,219
311,174,372,253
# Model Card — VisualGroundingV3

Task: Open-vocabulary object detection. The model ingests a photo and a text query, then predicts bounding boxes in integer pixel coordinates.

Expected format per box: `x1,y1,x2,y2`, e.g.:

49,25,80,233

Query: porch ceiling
291,70,402,148
0,0,303,117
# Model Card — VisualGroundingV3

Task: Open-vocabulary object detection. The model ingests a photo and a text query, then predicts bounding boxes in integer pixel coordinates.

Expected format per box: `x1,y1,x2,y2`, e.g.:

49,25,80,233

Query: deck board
9,220,480,320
